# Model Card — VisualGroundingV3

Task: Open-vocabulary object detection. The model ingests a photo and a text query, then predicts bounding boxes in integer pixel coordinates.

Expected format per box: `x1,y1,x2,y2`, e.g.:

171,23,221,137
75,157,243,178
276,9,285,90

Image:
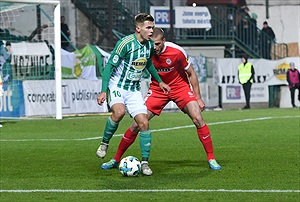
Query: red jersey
145,42,197,115
151,42,190,86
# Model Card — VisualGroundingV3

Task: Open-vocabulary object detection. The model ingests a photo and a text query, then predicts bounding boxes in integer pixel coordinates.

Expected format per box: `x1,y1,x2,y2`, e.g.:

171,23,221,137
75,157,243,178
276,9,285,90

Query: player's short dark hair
134,13,154,25
152,27,165,39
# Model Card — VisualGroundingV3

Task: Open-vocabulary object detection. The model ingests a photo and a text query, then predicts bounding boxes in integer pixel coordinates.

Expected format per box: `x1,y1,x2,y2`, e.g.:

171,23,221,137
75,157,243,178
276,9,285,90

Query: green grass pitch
0,108,299,201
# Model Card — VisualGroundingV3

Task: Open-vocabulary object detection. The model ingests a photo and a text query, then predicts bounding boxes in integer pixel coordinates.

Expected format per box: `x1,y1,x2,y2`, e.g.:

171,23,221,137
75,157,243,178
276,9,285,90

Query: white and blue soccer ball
119,156,141,177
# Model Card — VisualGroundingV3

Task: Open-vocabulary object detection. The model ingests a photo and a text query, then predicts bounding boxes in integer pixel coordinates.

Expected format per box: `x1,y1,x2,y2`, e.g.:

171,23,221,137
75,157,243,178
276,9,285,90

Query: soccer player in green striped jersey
96,13,170,175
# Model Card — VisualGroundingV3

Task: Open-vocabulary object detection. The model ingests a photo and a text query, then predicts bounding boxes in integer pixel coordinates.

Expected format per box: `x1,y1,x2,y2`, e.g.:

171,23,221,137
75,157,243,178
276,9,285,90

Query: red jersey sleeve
177,49,190,70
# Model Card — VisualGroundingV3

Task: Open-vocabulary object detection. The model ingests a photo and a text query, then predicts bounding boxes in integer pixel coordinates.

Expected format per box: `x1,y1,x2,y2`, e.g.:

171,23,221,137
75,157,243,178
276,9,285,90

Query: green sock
139,130,152,161
102,116,118,144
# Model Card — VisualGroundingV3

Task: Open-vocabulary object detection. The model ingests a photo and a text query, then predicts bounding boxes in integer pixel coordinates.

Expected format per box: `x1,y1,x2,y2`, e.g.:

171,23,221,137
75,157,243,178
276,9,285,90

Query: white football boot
96,142,109,158
141,162,153,176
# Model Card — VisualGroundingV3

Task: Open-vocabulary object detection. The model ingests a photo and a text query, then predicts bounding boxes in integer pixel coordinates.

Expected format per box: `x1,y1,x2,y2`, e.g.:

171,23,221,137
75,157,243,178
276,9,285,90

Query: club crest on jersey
131,57,147,70
112,55,119,63
166,58,172,65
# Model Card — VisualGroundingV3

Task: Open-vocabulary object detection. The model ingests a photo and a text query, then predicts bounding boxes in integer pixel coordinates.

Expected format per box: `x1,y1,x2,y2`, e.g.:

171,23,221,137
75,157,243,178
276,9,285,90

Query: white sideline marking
0,189,299,193
0,115,299,142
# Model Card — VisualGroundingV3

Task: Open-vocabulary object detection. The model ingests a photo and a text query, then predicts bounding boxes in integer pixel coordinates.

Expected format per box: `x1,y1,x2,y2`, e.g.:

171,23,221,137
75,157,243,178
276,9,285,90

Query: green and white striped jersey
107,33,154,92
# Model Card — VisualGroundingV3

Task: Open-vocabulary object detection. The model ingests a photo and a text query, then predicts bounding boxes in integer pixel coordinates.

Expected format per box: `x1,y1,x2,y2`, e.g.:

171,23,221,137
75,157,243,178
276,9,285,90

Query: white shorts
107,86,147,118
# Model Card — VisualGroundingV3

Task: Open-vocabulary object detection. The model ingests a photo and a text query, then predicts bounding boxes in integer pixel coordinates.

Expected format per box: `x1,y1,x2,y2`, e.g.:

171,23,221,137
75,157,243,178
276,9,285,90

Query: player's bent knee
137,120,149,131
130,124,140,134
112,110,126,122
192,115,205,127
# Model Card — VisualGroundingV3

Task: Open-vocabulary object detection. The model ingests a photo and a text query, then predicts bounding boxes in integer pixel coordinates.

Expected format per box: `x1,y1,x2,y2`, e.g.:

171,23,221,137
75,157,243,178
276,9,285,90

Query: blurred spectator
0,41,12,83
61,16,71,51
240,6,251,19
0,70,2,127
237,17,250,47
249,13,258,51
0,40,12,127
286,62,300,108
260,21,275,59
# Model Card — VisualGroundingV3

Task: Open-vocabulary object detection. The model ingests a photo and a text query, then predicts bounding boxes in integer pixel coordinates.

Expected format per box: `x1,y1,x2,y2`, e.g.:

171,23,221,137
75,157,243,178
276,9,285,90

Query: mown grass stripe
0,116,298,142
1,189,299,193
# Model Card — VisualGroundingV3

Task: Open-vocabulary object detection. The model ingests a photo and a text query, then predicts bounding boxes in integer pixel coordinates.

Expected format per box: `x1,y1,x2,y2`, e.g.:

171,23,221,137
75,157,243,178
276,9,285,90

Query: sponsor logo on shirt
131,57,147,70
127,71,142,81
157,66,174,72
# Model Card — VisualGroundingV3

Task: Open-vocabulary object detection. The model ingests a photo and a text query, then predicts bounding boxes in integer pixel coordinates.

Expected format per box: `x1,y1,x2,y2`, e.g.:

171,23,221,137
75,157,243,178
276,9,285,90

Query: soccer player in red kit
101,27,221,175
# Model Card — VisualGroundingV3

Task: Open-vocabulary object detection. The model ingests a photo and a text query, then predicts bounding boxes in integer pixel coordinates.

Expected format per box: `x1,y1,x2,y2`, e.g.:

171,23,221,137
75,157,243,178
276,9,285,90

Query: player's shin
139,130,153,175
139,130,152,161
197,124,215,161
96,116,119,158
114,128,138,162
102,116,119,143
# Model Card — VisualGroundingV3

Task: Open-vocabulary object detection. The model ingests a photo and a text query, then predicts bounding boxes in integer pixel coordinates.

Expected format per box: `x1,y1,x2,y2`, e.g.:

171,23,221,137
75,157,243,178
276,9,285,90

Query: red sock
114,128,138,162
197,124,215,161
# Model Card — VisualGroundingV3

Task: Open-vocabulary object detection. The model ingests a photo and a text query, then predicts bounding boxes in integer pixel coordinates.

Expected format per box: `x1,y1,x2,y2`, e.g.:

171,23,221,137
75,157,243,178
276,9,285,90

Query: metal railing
74,2,288,59
171,6,288,59
74,0,153,42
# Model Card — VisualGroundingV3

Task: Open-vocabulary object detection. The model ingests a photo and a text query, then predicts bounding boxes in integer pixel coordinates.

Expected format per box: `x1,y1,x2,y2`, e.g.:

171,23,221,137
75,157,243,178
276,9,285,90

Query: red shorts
145,83,197,115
